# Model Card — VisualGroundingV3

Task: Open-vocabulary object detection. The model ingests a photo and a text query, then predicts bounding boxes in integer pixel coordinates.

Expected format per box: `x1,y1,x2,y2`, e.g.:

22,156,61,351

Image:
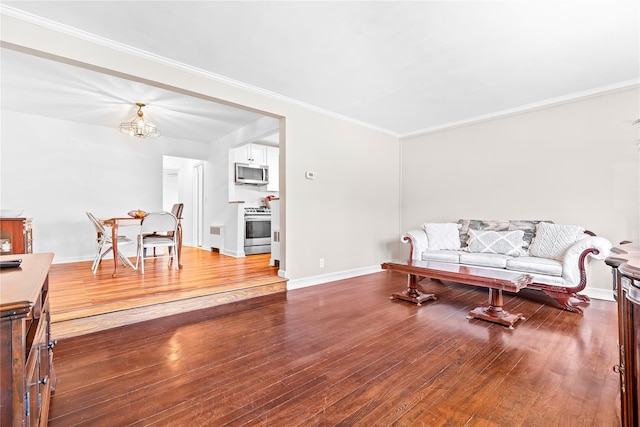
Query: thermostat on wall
305,171,317,180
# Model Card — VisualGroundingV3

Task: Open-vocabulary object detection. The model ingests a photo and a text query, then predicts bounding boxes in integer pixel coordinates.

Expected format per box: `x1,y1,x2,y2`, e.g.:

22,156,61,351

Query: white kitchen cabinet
266,146,279,192
235,143,266,165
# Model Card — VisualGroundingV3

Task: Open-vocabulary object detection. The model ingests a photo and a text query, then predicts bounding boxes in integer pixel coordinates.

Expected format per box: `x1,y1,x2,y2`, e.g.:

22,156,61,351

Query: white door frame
193,162,204,247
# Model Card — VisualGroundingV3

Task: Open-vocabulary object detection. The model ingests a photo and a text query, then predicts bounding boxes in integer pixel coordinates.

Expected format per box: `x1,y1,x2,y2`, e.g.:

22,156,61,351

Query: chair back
141,211,178,235
171,203,184,219
86,211,106,234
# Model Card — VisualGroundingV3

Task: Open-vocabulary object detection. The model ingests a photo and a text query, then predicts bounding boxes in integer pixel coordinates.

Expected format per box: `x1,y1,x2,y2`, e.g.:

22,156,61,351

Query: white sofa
402,219,612,313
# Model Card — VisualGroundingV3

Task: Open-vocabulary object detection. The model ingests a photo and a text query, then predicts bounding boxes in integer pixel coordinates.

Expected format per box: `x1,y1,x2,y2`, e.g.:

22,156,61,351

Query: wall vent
210,225,223,251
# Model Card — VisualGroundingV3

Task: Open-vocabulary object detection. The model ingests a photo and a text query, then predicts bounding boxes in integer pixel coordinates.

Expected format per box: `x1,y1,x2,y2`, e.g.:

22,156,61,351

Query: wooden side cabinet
606,243,640,427
0,218,33,255
0,253,55,426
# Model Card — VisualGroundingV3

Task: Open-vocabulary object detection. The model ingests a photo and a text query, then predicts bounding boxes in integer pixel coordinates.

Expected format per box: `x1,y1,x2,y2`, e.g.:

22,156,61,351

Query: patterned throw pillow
507,220,549,250
457,219,509,248
466,229,525,256
423,223,462,250
457,219,548,250
529,222,585,261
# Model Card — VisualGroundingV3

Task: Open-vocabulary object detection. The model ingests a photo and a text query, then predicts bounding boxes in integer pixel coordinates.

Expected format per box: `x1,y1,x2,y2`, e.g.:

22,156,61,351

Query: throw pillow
457,219,509,248
529,222,585,261
423,223,462,250
466,229,525,256
507,220,550,250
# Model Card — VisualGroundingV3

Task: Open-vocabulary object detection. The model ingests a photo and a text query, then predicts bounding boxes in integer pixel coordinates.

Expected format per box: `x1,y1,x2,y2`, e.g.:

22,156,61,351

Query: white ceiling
0,48,273,144
1,1,639,141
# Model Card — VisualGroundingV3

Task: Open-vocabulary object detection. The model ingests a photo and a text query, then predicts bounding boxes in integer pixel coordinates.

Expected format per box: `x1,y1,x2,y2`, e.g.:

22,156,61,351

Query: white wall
284,109,400,278
0,110,210,262
1,14,401,282
10,12,628,291
400,87,640,291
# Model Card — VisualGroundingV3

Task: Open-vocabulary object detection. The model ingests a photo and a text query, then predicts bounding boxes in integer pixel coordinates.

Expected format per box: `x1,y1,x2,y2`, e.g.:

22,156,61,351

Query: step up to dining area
49,248,285,339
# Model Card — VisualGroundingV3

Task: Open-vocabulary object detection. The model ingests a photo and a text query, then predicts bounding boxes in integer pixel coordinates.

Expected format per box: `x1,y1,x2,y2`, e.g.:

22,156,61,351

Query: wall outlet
305,171,316,180
319,258,325,268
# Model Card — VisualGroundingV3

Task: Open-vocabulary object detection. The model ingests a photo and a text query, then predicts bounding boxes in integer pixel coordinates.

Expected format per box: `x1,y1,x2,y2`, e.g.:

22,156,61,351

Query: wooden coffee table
381,259,532,329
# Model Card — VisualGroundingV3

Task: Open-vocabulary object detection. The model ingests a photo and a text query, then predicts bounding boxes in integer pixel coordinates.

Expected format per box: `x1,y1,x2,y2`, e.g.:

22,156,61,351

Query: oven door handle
245,216,271,221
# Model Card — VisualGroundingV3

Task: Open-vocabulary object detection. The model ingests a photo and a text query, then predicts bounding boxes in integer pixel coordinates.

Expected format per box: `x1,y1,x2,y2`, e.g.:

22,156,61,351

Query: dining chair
136,211,179,274
166,203,183,256
171,203,184,221
144,203,184,258
86,211,136,274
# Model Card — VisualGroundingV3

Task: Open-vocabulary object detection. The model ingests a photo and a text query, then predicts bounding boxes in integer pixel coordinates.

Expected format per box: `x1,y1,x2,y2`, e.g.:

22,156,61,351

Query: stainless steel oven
244,207,271,255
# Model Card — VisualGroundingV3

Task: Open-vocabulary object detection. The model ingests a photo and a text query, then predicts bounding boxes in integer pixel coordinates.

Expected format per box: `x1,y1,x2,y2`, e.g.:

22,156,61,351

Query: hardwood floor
49,247,284,339
48,271,620,426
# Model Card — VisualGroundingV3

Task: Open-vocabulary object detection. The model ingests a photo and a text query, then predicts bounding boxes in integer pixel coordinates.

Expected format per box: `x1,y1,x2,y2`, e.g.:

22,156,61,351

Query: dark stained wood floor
48,272,621,426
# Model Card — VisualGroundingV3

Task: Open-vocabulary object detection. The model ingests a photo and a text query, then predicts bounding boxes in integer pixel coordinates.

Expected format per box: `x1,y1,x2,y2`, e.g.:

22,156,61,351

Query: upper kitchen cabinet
229,142,279,196
266,146,279,192
235,143,266,165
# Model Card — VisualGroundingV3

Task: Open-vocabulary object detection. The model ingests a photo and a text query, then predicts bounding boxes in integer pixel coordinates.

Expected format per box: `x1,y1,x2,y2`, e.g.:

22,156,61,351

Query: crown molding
401,79,640,140
0,5,399,138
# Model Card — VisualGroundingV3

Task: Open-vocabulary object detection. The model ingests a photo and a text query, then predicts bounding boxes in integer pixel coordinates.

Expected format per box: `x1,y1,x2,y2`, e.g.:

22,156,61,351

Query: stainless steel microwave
235,163,269,185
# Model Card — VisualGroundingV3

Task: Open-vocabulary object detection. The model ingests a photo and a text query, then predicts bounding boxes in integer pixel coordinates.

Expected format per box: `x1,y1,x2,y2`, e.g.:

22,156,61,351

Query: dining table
100,216,183,277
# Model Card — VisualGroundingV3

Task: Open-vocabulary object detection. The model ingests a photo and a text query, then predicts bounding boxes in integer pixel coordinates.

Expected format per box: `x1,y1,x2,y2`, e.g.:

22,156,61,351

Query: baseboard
287,265,382,290
583,287,615,302
285,266,617,303
221,248,245,257
55,246,213,264
52,255,95,264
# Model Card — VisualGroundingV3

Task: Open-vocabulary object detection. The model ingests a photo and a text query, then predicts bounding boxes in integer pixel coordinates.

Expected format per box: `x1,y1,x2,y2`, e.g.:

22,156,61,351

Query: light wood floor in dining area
48,270,621,426
49,247,283,338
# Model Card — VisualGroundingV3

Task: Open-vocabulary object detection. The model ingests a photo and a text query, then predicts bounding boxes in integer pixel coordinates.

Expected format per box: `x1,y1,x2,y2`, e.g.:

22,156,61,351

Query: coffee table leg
390,274,436,306
467,289,525,329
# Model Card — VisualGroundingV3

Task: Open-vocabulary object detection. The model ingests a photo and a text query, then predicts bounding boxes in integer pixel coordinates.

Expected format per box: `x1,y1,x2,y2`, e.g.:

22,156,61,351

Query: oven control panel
244,207,271,215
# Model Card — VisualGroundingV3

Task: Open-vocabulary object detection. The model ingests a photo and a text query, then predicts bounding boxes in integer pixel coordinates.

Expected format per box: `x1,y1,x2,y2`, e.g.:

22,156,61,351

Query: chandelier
119,103,160,138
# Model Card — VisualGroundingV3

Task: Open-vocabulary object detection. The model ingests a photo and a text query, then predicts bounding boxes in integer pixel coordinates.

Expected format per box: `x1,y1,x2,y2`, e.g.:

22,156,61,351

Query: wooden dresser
606,243,640,426
0,253,55,426
0,218,33,255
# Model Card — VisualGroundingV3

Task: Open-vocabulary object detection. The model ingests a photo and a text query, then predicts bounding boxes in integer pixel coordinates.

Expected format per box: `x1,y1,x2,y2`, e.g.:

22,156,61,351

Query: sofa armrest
561,235,612,289
401,229,428,261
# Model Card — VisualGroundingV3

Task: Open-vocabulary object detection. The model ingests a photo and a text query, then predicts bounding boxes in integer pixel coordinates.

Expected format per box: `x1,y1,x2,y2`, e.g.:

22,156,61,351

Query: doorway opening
163,156,204,248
